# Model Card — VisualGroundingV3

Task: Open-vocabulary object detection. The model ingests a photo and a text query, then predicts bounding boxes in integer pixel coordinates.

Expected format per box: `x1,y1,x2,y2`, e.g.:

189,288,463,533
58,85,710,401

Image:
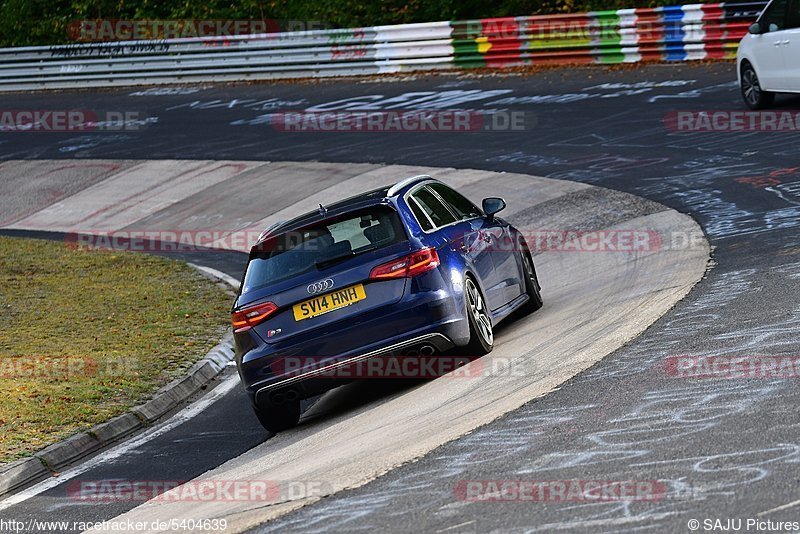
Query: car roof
255,175,436,243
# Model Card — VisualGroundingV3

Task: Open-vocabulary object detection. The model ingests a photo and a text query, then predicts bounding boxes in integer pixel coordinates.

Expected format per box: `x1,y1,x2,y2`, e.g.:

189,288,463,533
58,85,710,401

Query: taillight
231,301,278,333
369,247,440,280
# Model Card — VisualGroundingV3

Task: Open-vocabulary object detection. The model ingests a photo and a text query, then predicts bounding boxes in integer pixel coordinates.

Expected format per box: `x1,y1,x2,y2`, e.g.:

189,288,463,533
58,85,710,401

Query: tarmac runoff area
0,160,709,532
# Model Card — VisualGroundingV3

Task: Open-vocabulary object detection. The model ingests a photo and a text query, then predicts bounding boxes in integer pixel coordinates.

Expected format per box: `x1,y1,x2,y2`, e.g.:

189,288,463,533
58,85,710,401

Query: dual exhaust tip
270,388,299,405
403,344,437,358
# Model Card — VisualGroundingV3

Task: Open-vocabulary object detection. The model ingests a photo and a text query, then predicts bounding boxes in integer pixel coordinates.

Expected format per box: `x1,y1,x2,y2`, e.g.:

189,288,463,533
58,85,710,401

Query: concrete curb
0,268,237,498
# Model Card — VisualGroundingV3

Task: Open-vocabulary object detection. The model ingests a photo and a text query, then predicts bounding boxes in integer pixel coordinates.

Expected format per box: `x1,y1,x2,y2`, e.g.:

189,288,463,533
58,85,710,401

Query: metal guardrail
0,2,767,92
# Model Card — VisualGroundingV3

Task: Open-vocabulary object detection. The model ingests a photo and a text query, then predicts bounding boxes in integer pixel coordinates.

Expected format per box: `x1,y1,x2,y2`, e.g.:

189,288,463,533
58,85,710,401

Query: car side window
761,0,789,31
411,187,457,229
428,183,482,220
786,0,800,28
408,197,434,231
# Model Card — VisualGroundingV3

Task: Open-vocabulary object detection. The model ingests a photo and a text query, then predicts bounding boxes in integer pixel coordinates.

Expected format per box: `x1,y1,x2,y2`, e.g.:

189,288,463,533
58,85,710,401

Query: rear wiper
314,245,378,270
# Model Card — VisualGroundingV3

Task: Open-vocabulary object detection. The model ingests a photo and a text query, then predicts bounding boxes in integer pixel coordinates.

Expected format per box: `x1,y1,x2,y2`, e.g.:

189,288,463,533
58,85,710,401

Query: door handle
782,40,790,45
774,41,783,46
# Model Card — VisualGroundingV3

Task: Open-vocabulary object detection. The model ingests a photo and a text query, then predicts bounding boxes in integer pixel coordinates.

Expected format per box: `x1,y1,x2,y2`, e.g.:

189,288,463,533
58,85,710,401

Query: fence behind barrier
0,2,767,92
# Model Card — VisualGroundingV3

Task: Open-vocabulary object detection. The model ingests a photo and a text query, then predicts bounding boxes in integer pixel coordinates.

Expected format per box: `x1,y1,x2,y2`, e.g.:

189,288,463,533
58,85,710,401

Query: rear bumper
236,285,470,406
253,332,455,408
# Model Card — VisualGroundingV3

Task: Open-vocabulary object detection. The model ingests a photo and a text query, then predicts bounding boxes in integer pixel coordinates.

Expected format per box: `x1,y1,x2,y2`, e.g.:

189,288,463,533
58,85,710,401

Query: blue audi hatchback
233,175,542,432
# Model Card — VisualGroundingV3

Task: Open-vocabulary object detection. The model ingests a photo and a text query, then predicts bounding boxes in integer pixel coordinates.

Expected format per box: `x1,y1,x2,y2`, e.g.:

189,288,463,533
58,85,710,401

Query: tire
741,62,774,110
464,276,493,356
516,242,543,315
253,401,300,433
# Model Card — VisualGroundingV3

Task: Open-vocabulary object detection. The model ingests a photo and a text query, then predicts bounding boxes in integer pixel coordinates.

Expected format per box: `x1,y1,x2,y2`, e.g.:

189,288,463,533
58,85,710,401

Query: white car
737,0,800,109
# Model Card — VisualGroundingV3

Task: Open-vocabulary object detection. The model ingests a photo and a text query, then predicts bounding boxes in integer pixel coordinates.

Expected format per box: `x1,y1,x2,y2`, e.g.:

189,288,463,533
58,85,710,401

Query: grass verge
0,236,232,463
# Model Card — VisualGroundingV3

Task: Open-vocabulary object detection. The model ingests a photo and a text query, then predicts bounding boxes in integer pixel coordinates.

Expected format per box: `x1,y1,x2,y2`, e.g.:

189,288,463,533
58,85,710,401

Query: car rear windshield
241,206,406,293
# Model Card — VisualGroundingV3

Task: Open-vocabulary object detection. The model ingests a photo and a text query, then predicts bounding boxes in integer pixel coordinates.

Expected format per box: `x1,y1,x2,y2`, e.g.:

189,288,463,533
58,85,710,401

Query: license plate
293,284,367,321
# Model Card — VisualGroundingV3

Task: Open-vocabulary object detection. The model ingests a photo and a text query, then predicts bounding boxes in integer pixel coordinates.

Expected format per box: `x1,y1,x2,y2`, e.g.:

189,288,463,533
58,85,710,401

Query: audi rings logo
307,278,334,294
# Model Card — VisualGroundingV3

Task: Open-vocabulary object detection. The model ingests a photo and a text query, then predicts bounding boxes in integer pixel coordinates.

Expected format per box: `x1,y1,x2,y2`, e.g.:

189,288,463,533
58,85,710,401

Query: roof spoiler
256,220,286,244
387,175,433,196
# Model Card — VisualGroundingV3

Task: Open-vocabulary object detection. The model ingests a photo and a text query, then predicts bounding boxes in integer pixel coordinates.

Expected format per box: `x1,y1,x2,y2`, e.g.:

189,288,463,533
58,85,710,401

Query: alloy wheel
466,278,493,345
742,68,761,108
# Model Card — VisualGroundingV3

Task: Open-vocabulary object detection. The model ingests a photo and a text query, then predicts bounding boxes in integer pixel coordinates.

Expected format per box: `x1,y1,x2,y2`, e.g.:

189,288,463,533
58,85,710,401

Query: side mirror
482,197,506,218
749,22,765,34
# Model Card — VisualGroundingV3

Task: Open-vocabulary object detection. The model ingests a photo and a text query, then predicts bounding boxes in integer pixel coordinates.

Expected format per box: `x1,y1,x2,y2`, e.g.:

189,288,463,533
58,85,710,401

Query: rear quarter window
408,197,434,231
